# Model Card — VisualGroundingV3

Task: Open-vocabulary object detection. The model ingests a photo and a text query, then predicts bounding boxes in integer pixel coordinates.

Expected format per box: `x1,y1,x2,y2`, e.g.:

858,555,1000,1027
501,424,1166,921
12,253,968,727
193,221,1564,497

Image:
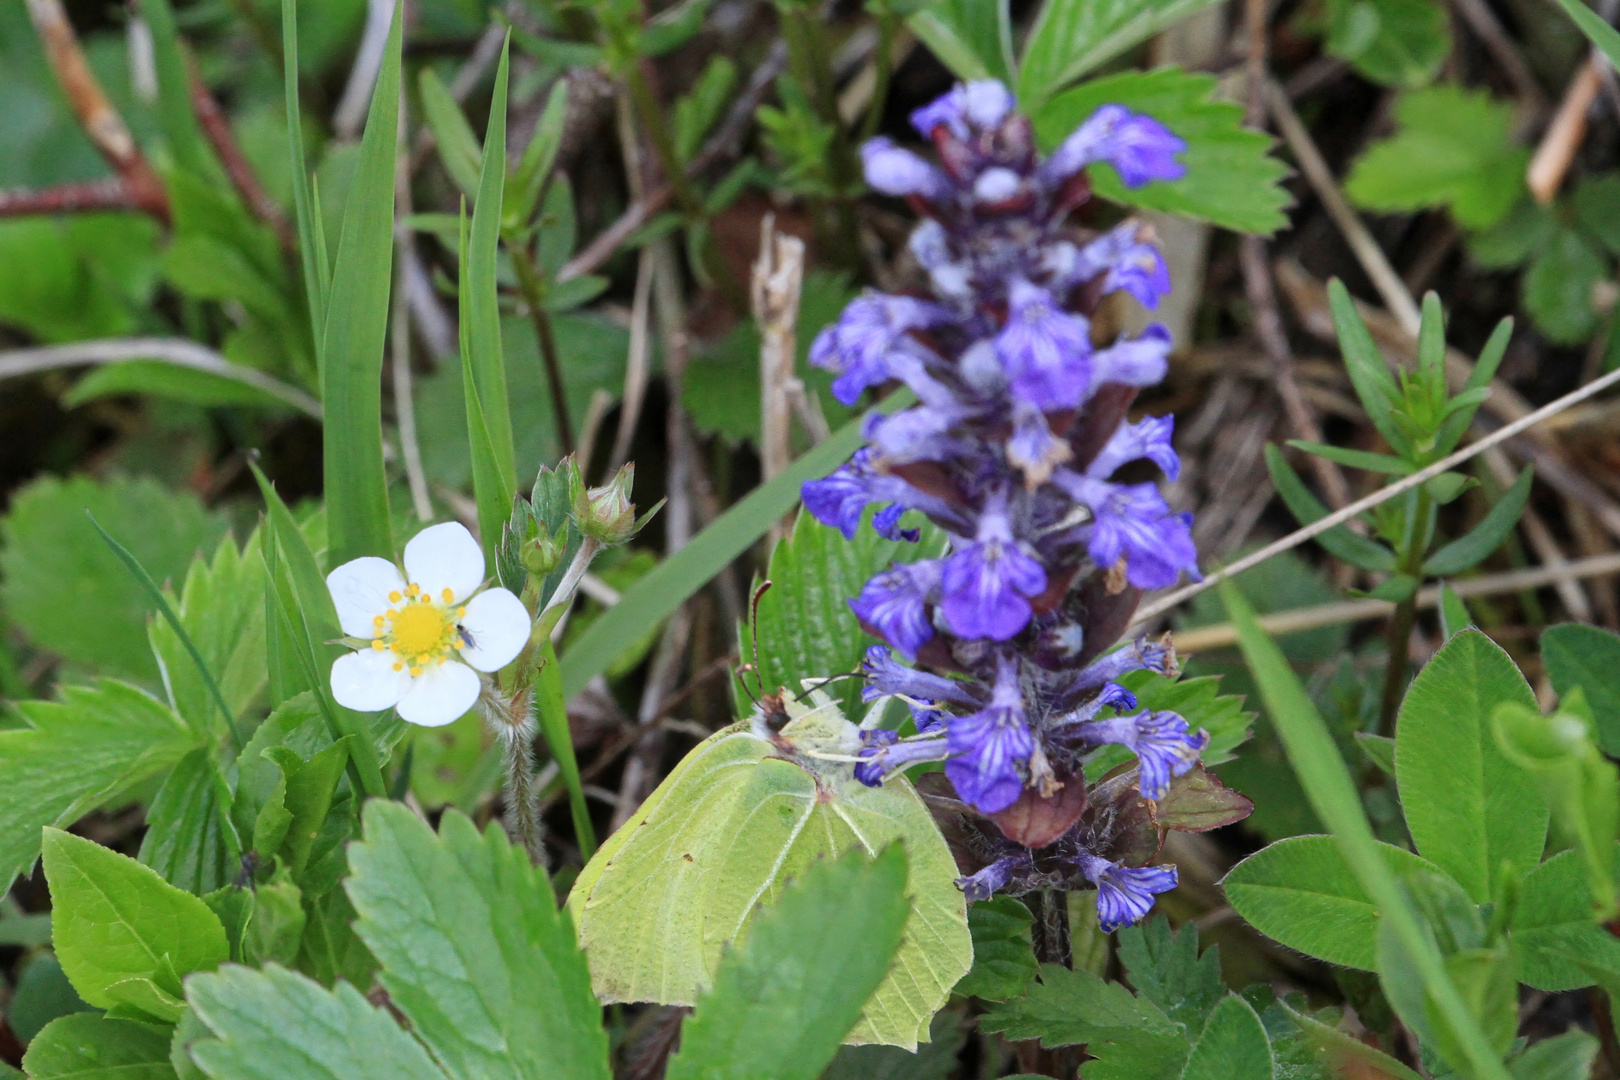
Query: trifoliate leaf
1032,68,1290,235
1345,85,1528,230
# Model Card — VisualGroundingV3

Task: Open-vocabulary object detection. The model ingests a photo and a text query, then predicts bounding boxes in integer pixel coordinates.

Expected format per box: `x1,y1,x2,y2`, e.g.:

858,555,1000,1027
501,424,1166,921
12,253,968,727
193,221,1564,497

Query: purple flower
1086,415,1180,482
801,449,959,541
871,505,920,543
909,697,944,733
865,403,971,465
862,137,952,199
973,166,1024,203
946,655,1034,814
854,728,950,787
1054,223,1172,309
1071,636,1177,696
910,221,973,300
850,560,940,659
1072,710,1209,799
956,850,1033,902
1041,104,1186,189
809,293,951,406
861,644,982,707
910,80,1016,140
1075,853,1179,931
1007,403,1073,486
1054,682,1139,728
1089,326,1172,392
1056,473,1199,589
940,495,1048,641
996,279,1092,411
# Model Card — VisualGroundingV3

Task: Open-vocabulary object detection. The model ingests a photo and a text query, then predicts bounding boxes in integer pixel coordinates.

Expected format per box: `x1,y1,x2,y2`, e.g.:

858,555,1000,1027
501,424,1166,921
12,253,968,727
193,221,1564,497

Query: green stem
536,638,597,857
509,244,578,456
1379,487,1434,732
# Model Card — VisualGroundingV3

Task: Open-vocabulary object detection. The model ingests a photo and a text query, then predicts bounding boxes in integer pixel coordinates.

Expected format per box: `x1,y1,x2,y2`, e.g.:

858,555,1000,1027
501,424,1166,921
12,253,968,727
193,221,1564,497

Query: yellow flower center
373,585,469,672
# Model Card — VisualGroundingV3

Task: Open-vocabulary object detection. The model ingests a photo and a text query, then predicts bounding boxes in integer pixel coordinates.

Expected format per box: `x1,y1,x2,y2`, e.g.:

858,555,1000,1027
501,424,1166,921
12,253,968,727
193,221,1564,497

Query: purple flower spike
1055,681,1139,729
910,80,1016,140
850,561,940,660
956,850,1033,902
910,221,973,300
862,137,952,199
801,463,871,540
1087,415,1181,482
996,279,1092,412
940,495,1048,641
1042,104,1186,189
1007,403,1074,486
1058,223,1173,309
1073,710,1209,799
1071,636,1177,694
861,645,983,707
1089,326,1172,392
1076,853,1180,931
946,655,1034,814
871,505,920,543
1089,485,1199,589
854,729,950,787
809,293,949,406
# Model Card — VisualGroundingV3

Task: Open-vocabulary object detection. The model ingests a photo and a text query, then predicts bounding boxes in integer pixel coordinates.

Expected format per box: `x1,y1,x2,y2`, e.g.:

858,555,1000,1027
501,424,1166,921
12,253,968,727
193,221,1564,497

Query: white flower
325,522,531,727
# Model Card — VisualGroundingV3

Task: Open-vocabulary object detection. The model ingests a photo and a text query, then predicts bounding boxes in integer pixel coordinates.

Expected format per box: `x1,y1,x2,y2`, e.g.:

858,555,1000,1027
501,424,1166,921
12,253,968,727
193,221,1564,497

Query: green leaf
244,877,307,968
282,0,329,334
418,68,482,198
906,0,1014,84
1264,446,1397,573
1116,915,1224,1037
1031,69,1289,235
1357,733,1398,776
141,0,224,185
1508,1031,1599,1080
63,361,308,413
1287,440,1413,475
1283,1002,1423,1080
1345,87,1526,229
560,392,914,698
955,897,1038,1002
185,965,446,1080
1221,835,1448,970
1323,0,1450,89
1470,200,1556,270
1524,224,1607,345
1554,0,1620,72
1542,623,1620,756
0,474,226,682
1396,629,1546,903
345,801,610,1080
665,847,912,1080
1327,279,1409,456
1017,0,1224,105
1439,583,1472,637
319,0,400,567
42,829,227,1017
139,748,241,895
1511,846,1620,990
7,954,92,1043
296,888,378,990
508,80,569,230
821,1013,967,1080
1422,466,1533,575
1434,317,1513,456
1182,996,1274,1080
267,738,353,879
980,964,1182,1062
22,1013,176,1080
0,681,200,892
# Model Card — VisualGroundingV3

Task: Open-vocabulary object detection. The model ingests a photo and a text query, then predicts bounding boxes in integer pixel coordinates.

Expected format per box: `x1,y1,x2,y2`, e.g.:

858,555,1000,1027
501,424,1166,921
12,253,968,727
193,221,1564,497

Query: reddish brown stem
0,179,147,217
188,61,294,247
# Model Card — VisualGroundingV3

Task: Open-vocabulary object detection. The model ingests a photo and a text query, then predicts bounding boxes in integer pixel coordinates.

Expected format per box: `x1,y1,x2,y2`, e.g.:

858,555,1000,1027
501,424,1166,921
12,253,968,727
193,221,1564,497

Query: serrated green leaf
1525,224,1607,345
0,681,200,892
1422,467,1532,575
139,748,241,895
1017,0,1223,105
149,533,268,731
1323,0,1450,89
821,1012,966,1080
345,802,610,1080
1396,629,1546,902
665,847,911,1080
1264,446,1398,573
906,0,1014,84
955,897,1037,1002
1031,69,1289,235
980,963,1184,1075
0,474,226,682
42,829,227,1013
319,0,400,567
1117,915,1224,1037
1542,623,1620,756
22,1013,176,1080
185,965,446,1080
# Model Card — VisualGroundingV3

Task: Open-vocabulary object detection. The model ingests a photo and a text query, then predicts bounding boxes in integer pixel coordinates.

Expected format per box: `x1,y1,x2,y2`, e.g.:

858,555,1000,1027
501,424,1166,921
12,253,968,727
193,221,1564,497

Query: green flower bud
522,527,568,576
572,462,657,545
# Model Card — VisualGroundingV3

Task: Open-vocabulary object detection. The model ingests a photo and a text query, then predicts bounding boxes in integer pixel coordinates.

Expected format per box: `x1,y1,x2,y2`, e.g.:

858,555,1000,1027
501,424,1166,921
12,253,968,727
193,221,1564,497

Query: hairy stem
509,244,577,455
1030,889,1072,968
488,688,547,865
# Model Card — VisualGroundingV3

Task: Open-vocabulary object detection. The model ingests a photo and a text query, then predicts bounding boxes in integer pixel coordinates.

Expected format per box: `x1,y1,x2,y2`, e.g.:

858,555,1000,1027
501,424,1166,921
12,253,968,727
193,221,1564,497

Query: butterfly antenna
747,580,772,702
793,670,864,702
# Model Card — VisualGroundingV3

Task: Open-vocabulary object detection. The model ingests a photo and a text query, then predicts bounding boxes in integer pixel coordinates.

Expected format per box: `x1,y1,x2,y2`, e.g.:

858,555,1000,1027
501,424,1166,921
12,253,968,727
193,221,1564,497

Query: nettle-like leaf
1322,0,1450,89
1031,68,1290,235
955,897,1038,1002
0,473,227,682
1116,916,1225,1038
150,531,268,734
1016,0,1224,105
0,680,202,892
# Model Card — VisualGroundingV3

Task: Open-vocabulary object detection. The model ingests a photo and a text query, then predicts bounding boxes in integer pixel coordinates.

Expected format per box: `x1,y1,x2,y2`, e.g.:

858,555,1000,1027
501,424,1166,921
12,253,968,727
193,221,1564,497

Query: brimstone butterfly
567,684,972,1050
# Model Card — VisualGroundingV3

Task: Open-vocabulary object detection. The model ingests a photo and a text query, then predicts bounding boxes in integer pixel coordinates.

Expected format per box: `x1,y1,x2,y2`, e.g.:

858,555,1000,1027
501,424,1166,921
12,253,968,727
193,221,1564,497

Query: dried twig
753,215,808,485
1528,58,1602,204
333,0,397,140
608,250,657,472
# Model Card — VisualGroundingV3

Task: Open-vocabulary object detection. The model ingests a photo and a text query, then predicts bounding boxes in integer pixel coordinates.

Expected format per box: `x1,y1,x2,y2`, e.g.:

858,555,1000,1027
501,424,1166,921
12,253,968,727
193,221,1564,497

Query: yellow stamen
388,591,402,603
441,587,454,603
371,640,385,651
393,662,403,671
407,583,420,596
452,639,463,649
373,615,385,627
456,606,467,618
410,666,422,676
386,608,398,620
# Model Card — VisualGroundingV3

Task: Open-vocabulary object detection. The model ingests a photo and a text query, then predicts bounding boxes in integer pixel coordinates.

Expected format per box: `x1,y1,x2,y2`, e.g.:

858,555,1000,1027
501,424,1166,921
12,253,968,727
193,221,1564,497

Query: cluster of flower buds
804,80,1226,931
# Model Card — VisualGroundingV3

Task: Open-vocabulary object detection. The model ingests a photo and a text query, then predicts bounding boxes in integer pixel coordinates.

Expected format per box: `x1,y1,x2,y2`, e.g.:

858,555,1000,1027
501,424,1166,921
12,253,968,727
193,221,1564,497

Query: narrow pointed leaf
1264,446,1397,572
1328,279,1410,456
1422,467,1533,576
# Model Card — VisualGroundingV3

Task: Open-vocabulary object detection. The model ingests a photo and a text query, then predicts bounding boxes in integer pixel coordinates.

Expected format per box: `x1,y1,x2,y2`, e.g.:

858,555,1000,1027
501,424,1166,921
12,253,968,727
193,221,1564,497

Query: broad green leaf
1116,915,1224,1037
1396,629,1547,903
22,1013,175,1080
561,392,914,698
1222,835,1448,970
1031,69,1289,235
1017,0,1224,105
1283,1002,1423,1080
185,965,446,1080
296,887,378,990
1182,996,1273,1080
267,738,353,879
319,0,400,567
1555,0,1620,71
1542,623,1620,755
345,802,610,1080
1510,845,1620,991
821,1013,966,1080
1264,446,1397,573
665,847,911,1080
1322,0,1450,89
230,693,331,842
7,954,92,1043
1422,466,1533,575
42,829,227,1015
244,877,306,968
906,0,1014,84
139,748,241,895
569,691,971,1049
1508,1031,1599,1080
1345,86,1526,229
0,474,226,682
955,897,1037,1002
1327,279,1408,456
1525,224,1606,345
0,681,200,892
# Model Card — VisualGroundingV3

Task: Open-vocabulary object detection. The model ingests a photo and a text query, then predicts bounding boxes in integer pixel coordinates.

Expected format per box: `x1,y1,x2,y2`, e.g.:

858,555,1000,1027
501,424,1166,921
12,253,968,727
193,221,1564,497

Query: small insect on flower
325,521,532,727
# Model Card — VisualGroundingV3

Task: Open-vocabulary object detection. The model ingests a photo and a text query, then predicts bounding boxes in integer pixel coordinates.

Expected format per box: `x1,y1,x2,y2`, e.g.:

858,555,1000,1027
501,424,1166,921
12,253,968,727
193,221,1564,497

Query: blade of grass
140,0,221,184
558,390,913,699
537,638,595,856
1223,581,1513,1080
282,0,328,337
87,514,244,754
460,197,513,567
320,0,401,567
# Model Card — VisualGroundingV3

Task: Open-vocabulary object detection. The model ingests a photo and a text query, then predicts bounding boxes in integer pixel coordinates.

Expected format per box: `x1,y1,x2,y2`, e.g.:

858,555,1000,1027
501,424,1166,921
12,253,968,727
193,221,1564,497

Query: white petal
458,588,532,672
396,660,482,727
326,557,407,638
403,522,485,602
331,649,412,712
